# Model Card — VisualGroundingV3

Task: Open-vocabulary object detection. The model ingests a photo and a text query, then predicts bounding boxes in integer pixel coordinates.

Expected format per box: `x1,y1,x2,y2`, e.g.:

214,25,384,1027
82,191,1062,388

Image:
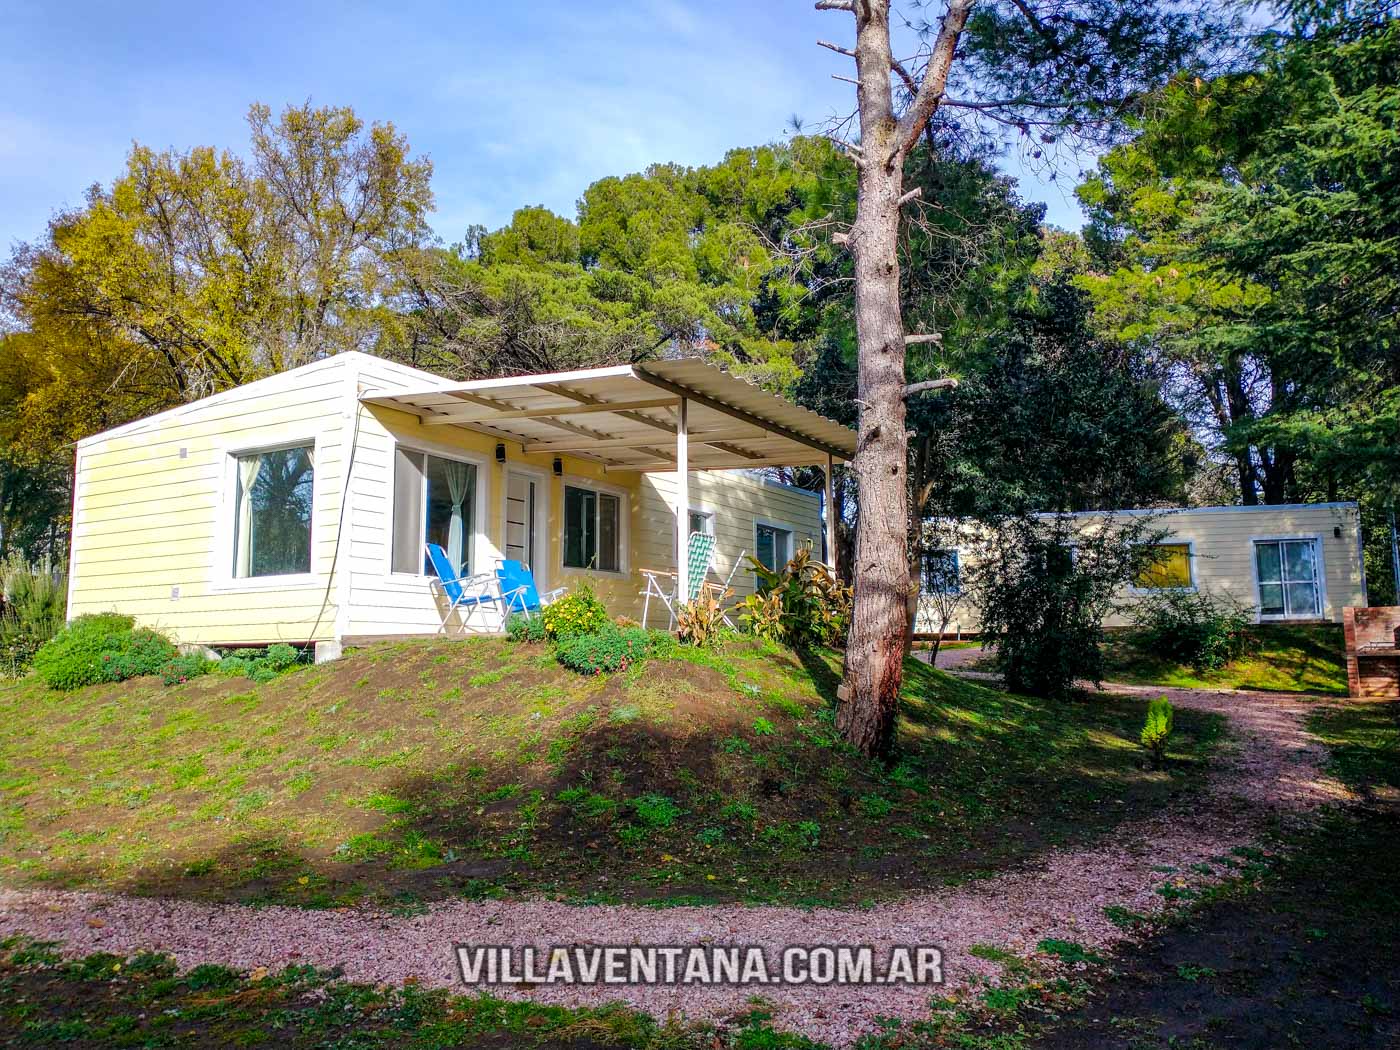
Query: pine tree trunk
824,0,972,760
835,1,911,759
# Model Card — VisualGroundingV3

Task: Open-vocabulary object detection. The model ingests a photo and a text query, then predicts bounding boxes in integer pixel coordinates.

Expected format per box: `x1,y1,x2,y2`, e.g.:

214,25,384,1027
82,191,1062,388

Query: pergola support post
825,453,837,573
675,397,690,606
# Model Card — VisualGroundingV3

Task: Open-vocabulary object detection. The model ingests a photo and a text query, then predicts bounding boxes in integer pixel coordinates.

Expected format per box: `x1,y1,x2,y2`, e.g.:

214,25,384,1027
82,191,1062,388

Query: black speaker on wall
495,442,506,464
553,457,563,477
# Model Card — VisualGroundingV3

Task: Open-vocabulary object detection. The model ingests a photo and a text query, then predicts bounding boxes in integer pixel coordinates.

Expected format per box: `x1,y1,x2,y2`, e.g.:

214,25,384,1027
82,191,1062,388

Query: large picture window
392,448,477,576
233,445,314,578
564,484,620,572
1135,543,1194,590
1255,538,1321,618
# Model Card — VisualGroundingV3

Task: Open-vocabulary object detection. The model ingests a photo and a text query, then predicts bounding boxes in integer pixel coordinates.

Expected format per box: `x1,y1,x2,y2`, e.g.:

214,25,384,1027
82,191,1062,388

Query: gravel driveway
0,684,1351,1046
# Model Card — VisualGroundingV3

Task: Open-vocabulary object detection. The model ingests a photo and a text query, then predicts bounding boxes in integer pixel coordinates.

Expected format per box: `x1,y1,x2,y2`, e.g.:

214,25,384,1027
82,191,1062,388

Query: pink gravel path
0,685,1352,1046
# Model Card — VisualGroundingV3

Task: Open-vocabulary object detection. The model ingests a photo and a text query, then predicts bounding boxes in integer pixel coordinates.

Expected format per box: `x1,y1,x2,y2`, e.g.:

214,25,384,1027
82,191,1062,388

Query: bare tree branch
814,0,855,9
817,38,856,58
904,333,942,345
904,378,958,397
893,0,976,160
898,187,923,207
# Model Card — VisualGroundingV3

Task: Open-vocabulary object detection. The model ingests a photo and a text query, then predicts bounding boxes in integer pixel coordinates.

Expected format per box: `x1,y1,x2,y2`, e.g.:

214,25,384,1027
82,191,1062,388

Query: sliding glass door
1254,538,1321,618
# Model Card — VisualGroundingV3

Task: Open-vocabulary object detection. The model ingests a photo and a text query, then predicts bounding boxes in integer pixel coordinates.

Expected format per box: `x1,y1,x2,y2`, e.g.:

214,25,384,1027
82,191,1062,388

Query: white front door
504,471,545,585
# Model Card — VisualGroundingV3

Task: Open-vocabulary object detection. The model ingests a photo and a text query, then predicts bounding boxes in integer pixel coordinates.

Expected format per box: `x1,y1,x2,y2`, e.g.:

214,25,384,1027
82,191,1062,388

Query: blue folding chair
425,543,503,634
494,559,566,618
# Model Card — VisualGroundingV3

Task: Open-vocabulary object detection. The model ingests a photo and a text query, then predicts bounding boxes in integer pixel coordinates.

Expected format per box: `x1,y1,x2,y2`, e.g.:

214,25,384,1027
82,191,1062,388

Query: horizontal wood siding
638,472,823,608
67,356,354,645
914,503,1367,633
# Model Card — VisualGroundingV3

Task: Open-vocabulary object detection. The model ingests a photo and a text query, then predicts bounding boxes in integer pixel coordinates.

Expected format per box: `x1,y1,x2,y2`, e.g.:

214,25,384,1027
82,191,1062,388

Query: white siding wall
69,351,830,645
914,503,1367,634
637,472,823,604
67,355,355,644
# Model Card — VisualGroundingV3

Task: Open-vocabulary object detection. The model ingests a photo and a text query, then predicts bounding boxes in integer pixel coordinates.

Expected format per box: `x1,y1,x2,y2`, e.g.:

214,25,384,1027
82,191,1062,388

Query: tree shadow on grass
5,640,1227,910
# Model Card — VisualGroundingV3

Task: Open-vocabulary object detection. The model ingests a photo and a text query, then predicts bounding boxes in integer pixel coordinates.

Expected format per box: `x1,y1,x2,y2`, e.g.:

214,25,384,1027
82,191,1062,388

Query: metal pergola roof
359,358,856,471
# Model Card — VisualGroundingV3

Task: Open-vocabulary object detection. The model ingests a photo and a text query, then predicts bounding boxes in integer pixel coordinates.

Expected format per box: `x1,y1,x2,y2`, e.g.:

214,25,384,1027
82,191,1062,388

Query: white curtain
444,460,472,574
235,455,263,577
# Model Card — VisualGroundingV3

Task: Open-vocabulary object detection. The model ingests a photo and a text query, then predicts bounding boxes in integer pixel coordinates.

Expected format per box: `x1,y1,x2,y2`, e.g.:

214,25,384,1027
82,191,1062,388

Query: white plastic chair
640,532,718,630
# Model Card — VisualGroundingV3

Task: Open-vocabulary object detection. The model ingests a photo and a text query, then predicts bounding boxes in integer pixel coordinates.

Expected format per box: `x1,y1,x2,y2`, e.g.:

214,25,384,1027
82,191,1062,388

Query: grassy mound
1099,624,1347,695
0,636,1219,908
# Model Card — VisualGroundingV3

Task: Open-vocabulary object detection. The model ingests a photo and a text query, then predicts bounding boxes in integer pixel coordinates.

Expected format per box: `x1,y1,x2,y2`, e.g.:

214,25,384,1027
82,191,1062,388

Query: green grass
1308,700,1400,795
0,635,1220,908
0,938,822,1050
1100,624,1347,695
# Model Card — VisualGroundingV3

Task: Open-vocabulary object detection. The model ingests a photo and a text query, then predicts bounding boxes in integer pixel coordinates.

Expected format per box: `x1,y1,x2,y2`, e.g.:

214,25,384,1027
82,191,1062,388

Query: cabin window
1255,538,1321,618
392,448,477,576
755,523,792,591
563,484,621,572
232,445,314,578
922,549,961,595
1135,543,1194,590
689,510,714,536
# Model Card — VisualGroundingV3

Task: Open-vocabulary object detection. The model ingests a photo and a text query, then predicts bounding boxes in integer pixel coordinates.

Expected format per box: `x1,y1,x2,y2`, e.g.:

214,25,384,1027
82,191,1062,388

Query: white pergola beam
521,429,770,454
630,455,836,472
423,397,678,425
675,397,690,607
825,452,837,573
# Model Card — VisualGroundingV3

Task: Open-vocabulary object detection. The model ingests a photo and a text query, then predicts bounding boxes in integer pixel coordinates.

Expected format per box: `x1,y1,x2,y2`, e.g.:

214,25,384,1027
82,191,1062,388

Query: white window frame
501,465,551,587
753,519,794,586
688,507,716,536
1128,540,1198,595
213,435,322,592
1251,533,1326,621
386,438,490,581
561,476,629,577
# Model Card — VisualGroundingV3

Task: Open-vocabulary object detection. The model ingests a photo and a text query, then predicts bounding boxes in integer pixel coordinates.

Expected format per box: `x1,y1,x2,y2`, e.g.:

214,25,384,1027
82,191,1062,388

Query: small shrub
738,545,850,649
0,555,66,677
540,586,609,640
1131,590,1252,671
976,513,1155,699
263,644,300,672
752,717,775,737
210,645,305,683
677,589,729,648
736,589,785,642
1141,695,1175,768
216,655,252,677
160,653,214,685
554,625,651,675
32,614,177,690
505,614,547,643
631,793,682,828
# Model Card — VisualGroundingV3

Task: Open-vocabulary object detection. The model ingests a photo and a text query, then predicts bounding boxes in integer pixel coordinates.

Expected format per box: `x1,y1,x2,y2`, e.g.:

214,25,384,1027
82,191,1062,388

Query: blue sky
0,0,1088,253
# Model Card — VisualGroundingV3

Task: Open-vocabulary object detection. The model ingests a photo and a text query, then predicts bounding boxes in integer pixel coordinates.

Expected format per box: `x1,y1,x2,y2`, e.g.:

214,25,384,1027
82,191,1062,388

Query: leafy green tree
1,102,433,452
1078,11,1400,509
388,140,850,386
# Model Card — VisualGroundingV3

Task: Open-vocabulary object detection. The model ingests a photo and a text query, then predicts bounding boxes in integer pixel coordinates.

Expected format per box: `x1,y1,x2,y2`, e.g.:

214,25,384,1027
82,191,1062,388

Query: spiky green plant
1141,695,1175,769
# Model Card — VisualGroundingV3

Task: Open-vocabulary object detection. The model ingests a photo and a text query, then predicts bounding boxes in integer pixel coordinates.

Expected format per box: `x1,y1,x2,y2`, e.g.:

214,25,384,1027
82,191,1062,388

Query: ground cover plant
1100,623,1347,695
0,635,1220,909
0,937,776,1050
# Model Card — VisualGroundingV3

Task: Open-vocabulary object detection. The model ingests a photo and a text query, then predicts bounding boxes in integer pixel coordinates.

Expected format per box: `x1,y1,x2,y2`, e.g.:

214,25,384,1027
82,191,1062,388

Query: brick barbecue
1343,606,1400,698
